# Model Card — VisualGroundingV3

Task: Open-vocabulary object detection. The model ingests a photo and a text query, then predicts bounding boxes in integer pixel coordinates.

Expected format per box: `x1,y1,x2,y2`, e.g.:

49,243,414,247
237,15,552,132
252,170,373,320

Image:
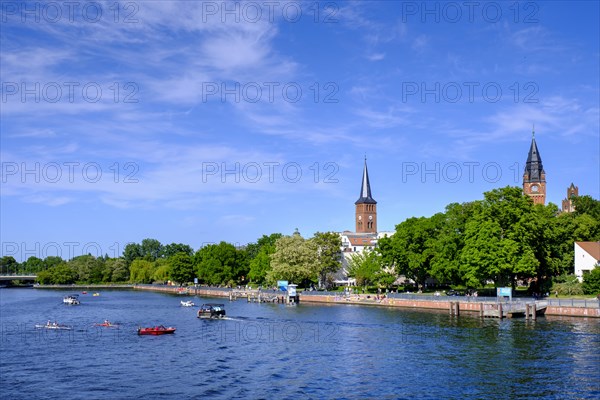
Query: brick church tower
562,183,578,212
355,158,377,233
523,129,546,205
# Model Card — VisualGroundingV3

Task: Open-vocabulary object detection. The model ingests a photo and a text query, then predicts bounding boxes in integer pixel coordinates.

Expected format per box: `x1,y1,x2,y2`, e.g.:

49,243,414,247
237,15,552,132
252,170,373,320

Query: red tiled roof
576,241,600,261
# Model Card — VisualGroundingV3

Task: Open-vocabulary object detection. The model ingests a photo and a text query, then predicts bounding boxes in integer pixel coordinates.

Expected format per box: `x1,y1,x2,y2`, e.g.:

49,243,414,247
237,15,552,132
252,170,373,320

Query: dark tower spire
524,130,545,183
523,127,547,205
355,158,377,233
355,157,377,205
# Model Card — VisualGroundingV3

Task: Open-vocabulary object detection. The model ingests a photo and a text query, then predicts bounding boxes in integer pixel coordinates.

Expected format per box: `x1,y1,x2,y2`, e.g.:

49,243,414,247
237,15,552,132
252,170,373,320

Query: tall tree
573,195,600,221
129,259,156,284
267,234,318,285
347,249,382,288
312,231,342,288
381,216,439,289
0,256,18,274
461,187,538,287
123,242,142,265
246,233,283,284
140,238,163,261
430,202,481,286
169,252,195,284
163,243,194,258
194,242,245,285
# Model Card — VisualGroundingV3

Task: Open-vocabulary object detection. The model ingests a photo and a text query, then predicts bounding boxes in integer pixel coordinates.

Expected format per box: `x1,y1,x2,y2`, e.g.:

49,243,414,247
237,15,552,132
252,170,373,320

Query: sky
1,0,599,261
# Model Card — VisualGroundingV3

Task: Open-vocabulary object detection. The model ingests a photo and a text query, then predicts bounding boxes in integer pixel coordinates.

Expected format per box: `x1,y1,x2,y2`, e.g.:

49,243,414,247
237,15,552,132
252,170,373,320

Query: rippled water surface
1,288,599,399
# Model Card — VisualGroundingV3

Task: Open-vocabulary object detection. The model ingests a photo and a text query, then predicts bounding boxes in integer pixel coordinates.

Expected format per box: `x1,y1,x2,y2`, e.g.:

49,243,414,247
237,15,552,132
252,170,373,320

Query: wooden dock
228,289,286,304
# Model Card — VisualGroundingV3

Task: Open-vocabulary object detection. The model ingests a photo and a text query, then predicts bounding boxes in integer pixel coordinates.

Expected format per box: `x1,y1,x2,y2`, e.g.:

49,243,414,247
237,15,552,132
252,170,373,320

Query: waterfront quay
132,284,600,318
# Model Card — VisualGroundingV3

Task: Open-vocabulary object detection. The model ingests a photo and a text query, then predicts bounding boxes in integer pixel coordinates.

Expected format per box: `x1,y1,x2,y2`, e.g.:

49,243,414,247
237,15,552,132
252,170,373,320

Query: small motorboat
197,304,226,319
92,293,100,297
81,291,88,294
94,320,119,328
137,325,176,335
180,300,195,307
35,321,72,330
63,295,80,305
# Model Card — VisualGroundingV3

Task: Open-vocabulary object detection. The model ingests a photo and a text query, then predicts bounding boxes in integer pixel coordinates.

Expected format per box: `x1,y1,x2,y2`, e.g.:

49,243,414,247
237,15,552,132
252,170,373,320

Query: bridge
0,274,37,282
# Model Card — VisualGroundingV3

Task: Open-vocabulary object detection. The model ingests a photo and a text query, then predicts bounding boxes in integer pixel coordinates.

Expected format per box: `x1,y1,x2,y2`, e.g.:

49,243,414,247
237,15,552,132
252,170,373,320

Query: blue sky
1,1,599,261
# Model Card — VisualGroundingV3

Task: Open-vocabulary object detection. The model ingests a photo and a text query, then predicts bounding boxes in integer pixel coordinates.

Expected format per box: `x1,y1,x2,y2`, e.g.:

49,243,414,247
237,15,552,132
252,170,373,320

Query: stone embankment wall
132,286,600,318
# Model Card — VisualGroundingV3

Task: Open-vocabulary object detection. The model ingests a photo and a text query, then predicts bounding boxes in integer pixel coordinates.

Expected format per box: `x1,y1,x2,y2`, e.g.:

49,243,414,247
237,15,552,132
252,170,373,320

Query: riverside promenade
133,285,600,318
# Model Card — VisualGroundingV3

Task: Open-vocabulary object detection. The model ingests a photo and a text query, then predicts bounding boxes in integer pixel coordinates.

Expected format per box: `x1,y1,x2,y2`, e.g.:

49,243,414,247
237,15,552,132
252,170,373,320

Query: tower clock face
369,215,373,221
358,216,362,220
531,185,539,192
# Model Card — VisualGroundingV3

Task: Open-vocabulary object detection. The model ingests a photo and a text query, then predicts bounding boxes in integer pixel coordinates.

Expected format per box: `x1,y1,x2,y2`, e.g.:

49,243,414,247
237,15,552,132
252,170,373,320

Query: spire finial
532,123,535,138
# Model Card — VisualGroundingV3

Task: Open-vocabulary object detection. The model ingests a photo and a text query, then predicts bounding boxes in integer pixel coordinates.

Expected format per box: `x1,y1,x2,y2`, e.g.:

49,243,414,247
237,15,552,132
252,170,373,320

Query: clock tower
523,129,546,205
355,158,377,233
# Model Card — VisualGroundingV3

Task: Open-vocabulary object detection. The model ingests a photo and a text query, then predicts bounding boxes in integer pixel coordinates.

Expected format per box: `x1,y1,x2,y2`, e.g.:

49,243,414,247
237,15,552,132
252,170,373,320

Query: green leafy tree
163,243,194,258
582,266,600,295
248,246,274,284
36,263,77,284
461,187,538,288
0,256,18,274
246,233,282,284
267,234,318,286
123,242,142,265
105,258,129,282
194,242,246,285
573,195,600,221
381,216,440,289
22,257,44,274
140,238,163,261
68,255,104,283
169,252,194,284
312,231,342,288
152,258,172,283
430,202,481,286
347,250,382,287
129,259,156,284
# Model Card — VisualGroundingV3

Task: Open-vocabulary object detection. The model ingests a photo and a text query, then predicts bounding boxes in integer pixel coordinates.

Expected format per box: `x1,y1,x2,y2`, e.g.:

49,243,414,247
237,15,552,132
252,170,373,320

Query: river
1,288,598,399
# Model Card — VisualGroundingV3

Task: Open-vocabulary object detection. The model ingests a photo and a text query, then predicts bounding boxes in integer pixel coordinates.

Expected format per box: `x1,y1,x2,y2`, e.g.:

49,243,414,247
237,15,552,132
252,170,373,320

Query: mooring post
498,303,503,319
479,302,484,318
532,303,537,321
525,304,530,320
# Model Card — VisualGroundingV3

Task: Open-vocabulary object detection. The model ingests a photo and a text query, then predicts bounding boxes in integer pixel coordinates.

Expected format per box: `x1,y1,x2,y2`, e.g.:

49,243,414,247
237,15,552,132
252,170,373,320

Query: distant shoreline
32,284,134,290
27,284,600,318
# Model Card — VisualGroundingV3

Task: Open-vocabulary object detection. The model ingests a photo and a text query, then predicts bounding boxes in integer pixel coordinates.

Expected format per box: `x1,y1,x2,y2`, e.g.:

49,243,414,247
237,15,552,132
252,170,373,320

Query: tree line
1,187,598,293
349,187,599,294
0,232,342,288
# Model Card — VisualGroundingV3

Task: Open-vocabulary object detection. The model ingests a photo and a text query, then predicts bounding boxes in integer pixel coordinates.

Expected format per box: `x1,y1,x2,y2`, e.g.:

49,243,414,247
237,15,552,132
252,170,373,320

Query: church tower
523,129,546,205
355,158,377,233
562,183,578,212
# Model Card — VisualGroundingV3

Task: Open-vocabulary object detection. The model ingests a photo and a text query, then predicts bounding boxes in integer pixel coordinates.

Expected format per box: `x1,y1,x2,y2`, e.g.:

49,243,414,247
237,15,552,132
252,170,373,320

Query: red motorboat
137,325,176,335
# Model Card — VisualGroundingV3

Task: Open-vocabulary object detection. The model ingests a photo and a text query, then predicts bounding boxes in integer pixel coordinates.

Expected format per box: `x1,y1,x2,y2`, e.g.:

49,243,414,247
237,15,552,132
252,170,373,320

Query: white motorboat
180,300,195,307
35,321,72,330
63,295,80,305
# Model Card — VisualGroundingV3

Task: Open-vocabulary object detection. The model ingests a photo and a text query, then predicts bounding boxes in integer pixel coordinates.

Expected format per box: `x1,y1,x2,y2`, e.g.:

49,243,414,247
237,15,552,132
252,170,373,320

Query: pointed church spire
524,132,545,182
355,158,376,204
